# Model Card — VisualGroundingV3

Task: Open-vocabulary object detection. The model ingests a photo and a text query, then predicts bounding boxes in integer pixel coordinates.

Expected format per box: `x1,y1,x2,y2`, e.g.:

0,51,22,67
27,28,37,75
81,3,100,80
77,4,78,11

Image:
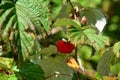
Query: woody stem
74,45,81,80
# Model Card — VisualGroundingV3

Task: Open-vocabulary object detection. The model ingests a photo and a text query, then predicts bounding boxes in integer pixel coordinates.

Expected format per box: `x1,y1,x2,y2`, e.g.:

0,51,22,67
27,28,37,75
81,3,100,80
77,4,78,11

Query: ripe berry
56,40,74,54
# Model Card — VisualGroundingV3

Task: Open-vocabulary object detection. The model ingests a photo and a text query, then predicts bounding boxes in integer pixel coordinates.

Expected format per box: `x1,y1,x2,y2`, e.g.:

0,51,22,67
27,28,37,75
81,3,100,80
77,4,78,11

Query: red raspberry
56,40,74,54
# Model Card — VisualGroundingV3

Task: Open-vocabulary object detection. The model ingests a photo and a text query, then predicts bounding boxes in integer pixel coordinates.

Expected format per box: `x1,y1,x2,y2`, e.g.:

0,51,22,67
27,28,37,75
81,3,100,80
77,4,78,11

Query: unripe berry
80,16,87,26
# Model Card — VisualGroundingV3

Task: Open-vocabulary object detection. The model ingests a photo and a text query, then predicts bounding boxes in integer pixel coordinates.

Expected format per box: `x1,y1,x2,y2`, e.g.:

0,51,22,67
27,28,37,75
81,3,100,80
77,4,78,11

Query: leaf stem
67,0,79,19
75,46,78,62
67,0,74,10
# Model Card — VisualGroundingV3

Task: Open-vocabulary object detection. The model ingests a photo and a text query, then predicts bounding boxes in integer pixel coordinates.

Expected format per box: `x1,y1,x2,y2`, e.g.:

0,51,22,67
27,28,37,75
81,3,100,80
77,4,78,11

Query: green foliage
113,41,120,57
78,45,92,60
8,74,18,80
53,18,80,28
70,0,102,7
68,25,108,50
40,55,73,80
97,48,115,75
0,73,8,80
0,0,51,64
80,7,106,32
0,0,120,80
53,17,108,50
0,57,13,69
39,45,57,56
18,62,45,80
110,61,120,75
83,28,108,50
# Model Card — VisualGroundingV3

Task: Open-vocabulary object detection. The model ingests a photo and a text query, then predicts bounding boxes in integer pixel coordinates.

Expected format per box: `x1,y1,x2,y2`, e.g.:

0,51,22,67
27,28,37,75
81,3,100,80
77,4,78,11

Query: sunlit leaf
83,28,109,50
0,73,7,80
40,55,73,80
78,45,92,60
0,72,18,80
19,62,45,80
80,7,106,32
68,26,108,50
8,74,18,80
110,61,120,75
94,72,103,80
67,25,83,43
0,57,13,69
113,41,120,57
97,48,115,75
0,0,51,63
16,0,51,32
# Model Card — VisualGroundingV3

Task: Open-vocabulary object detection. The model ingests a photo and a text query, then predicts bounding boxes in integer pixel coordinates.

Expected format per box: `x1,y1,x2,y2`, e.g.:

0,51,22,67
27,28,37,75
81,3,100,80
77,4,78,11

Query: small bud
80,16,87,26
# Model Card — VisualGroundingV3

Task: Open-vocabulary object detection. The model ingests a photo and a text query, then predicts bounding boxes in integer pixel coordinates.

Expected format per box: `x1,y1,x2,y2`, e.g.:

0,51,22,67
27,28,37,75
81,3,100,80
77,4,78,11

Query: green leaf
97,48,115,75
40,55,73,80
83,28,109,50
50,0,63,19
110,61,120,75
68,26,109,50
78,45,92,60
16,0,51,32
113,41,120,57
16,26,35,62
40,45,57,56
72,72,78,80
79,0,101,7
30,45,57,64
8,74,18,80
0,57,13,69
94,72,103,80
118,72,120,80
19,62,45,80
68,25,83,43
80,7,106,32
0,0,51,63
53,18,81,28
0,73,7,80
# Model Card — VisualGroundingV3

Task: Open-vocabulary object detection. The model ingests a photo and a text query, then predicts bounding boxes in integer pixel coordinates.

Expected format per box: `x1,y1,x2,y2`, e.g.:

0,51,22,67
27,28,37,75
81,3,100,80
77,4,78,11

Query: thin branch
45,72,72,79
67,0,79,19
67,0,74,10
37,27,62,40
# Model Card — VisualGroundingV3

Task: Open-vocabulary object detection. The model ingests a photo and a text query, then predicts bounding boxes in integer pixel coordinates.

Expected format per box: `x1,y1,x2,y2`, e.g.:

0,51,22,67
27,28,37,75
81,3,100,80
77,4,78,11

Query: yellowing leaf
113,41,120,57
103,76,117,80
66,57,80,70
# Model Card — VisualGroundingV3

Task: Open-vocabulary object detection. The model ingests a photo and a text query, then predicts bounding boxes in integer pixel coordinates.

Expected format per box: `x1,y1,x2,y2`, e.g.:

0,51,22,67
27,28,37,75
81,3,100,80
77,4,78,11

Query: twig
37,27,62,40
67,0,79,20
45,72,72,79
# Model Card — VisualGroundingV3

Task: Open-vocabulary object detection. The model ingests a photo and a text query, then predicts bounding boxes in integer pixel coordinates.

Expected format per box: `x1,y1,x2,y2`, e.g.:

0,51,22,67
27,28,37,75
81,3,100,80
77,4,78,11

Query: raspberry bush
0,0,120,80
